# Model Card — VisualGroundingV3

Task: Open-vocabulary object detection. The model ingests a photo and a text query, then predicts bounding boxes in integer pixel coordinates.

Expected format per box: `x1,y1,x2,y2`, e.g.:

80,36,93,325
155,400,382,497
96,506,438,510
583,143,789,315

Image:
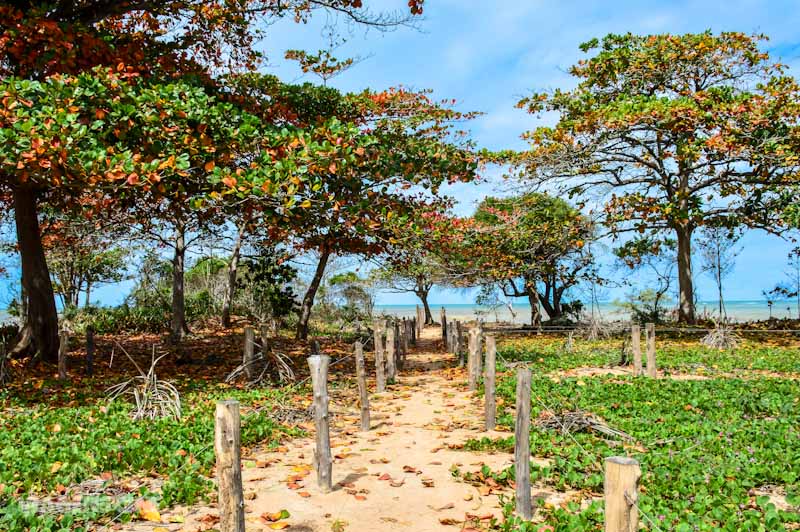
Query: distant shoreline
2,299,797,326
375,300,798,324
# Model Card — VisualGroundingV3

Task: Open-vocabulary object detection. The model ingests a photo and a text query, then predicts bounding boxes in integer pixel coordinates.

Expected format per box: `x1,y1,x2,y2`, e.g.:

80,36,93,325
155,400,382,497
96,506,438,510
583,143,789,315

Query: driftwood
537,410,632,441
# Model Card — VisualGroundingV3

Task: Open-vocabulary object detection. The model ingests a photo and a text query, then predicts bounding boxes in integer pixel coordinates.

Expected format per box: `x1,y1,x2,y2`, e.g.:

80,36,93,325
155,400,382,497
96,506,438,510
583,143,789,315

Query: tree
0,0,425,361
435,193,594,326
614,237,676,323
371,254,440,325
370,206,449,324
41,214,129,309
279,88,479,340
766,248,800,320
698,226,742,319
516,32,800,323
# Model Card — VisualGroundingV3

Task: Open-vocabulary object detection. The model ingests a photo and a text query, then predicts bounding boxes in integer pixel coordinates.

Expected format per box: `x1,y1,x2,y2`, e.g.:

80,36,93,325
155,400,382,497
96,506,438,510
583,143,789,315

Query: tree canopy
515,32,800,323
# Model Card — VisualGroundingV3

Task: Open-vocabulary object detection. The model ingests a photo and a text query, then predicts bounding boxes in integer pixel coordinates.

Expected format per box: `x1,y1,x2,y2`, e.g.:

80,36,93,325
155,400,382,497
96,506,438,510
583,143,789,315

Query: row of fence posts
215,315,650,532
215,315,422,531
441,309,647,530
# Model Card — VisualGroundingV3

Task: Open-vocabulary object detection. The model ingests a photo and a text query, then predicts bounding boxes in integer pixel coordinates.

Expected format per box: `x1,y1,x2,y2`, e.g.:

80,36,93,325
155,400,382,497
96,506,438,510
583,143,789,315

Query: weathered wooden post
645,323,657,378
243,326,255,381
401,319,409,362
467,326,481,391
308,354,333,492
484,335,496,431
416,305,423,335
514,367,532,519
58,331,69,381
441,307,447,343
446,320,454,353
354,341,370,431
85,326,94,377
604,457,640,532
260,323,270,359
215,400,245,532
476,323,484,379
457,321,466,368
410,317,417,346
373,320,386,392
631,324,642,376
404,319,413,366
386,322,397,382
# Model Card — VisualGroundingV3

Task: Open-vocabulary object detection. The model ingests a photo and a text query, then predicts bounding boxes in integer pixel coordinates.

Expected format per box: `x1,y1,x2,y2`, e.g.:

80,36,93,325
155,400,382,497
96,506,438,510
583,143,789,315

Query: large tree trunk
525,279,542,328
169,224,189,343
296,250,331,340
415,285,434,324
221,220,247,328
10,186,60,362
676,224,696,324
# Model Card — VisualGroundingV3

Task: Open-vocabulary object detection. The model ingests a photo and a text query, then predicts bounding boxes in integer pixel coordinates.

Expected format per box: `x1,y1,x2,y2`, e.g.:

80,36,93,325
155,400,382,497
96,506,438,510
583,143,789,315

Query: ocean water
2,301,796,326
375,300,799,324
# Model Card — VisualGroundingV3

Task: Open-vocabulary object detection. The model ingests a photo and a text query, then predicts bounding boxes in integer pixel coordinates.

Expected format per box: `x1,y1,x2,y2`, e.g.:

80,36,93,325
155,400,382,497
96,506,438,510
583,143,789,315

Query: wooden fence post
401,319,409,363
468,326,481,391
645,323,657,378
260,324,270,359
354,341,370,431
446,320,454,353
631,324,642,376
457,321,466,368
484,335,496,431
243,326,255,381
410,317,417,346
514,367,532,520
441,307,447,342
85,326,94,377
215,400,245,532
604,456,640,532
386,322,397,383
374,320,386,393
58,331,69,381
308,354,333,492
476,324,484,380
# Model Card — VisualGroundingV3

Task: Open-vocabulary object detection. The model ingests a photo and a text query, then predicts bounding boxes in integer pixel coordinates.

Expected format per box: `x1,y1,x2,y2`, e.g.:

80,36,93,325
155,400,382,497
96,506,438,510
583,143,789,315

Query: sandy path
165,327,517,532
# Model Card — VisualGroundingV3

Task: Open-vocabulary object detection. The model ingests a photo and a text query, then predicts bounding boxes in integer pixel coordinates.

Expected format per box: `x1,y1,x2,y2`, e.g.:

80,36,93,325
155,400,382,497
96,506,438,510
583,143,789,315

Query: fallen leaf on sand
268,523,290,530
261,510,290,522
463,493,473,501
439,517,461,525
389,479,405,487
466,512,494,520
135,499,161,522
421,477,435,488
378,473,391,481
298,491,311,498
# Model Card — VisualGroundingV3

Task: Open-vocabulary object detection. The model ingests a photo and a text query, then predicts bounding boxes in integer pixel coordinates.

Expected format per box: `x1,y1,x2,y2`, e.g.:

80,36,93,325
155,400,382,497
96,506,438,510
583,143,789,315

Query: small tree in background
698,227,742,319
766,248,800,320
614,237,676,323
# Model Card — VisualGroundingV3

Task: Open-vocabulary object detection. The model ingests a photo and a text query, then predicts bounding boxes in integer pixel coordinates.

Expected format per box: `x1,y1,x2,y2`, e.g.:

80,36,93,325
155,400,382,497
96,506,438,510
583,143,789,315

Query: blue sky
2,0,800,309
257,0,800,305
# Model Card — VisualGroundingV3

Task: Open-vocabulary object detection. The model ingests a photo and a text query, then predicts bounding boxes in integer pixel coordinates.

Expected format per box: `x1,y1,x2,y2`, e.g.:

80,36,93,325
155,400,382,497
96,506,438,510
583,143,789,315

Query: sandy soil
139,327,542,532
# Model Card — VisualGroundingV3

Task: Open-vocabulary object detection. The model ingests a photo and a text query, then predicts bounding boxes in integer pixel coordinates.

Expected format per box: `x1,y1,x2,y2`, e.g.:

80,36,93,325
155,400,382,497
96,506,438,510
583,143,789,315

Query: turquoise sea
1,300,797,326
375,300,799,324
